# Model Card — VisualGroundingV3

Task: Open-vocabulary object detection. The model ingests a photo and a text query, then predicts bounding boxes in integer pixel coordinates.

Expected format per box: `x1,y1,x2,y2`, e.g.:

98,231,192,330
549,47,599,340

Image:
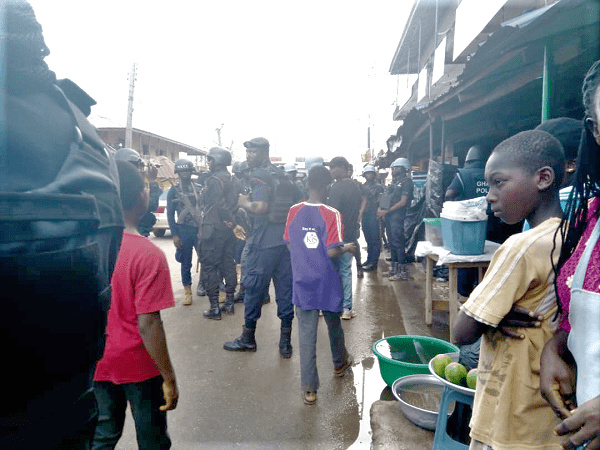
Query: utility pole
125,63,136,148
215,123,224,146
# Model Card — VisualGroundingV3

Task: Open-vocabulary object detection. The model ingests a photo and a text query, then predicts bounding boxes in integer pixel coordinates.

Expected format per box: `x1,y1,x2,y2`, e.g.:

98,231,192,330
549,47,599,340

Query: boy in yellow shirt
454,129,565,449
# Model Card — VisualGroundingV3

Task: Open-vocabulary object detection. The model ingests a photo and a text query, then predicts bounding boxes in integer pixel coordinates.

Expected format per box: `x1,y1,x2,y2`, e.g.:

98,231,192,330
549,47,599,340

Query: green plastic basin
372,335,459,387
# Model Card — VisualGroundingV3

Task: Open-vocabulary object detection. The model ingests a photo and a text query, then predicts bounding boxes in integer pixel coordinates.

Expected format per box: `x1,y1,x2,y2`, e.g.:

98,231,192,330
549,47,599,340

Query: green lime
445,362,468,385
466,368,477,390
431,353,453,378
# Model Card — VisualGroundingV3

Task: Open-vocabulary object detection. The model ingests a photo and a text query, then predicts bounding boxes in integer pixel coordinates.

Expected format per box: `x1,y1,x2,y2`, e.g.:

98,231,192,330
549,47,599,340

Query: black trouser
362,211,381,266
200,227,237,297
385,211,406,264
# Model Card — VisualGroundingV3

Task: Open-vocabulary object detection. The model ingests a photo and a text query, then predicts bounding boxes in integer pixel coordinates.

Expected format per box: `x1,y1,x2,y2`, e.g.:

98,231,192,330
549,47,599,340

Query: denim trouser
92,376,170,450
176,224,199,287
334,251,353,310
243,244,294,326
362,212,381,266
296,307,348,392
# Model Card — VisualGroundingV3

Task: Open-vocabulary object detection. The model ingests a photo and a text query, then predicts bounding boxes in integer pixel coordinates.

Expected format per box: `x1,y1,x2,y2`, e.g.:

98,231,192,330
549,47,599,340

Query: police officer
359,164,384,271
231,161,250,303
2,2,124,446
114,147,163,237
200,147,238,320
377,158,414,281
445,145,488,201
167,159,201,305
284,162,307,200
224,137,298,358
445,145,493,296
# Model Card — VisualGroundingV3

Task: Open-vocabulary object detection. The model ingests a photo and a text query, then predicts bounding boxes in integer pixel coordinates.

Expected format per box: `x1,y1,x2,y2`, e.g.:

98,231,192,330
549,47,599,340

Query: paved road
114,231,450,449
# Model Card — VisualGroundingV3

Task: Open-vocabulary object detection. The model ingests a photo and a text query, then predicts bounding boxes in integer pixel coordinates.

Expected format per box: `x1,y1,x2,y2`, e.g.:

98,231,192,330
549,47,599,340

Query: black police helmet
174,159,195,174
465,145,485,163
232,160,249,174
207,147,232,167
114,148,143,167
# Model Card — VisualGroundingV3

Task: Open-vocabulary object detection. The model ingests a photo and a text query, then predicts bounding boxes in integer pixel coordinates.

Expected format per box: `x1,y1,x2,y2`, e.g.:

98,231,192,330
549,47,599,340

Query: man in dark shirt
327,156,361,320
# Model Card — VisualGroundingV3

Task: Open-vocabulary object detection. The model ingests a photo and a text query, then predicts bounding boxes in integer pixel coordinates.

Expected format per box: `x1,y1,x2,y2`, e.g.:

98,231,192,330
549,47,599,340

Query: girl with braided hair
540,59,600,450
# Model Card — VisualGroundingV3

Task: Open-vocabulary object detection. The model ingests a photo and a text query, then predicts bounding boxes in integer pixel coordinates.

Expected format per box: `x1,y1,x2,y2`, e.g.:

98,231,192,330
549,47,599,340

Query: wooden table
415,240,501,342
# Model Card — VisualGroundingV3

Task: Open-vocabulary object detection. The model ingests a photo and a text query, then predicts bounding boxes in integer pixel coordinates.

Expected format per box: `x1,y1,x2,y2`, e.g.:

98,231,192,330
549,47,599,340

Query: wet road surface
115,232,451,449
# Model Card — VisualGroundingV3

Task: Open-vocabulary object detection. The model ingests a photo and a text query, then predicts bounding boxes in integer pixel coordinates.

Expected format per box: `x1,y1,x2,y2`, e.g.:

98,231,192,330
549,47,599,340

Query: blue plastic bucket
440,217,486,255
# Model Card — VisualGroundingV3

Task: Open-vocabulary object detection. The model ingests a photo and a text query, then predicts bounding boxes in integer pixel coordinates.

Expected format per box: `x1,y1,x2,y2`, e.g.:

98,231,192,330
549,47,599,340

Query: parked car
152,188,170,237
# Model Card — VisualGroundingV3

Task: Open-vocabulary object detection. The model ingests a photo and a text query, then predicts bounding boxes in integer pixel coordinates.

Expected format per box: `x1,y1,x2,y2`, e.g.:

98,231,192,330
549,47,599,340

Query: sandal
334,355,353,377
303,391,317,405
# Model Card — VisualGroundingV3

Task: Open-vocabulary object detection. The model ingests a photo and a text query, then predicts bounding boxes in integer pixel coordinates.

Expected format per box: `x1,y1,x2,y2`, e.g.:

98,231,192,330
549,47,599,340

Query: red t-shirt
94,232,175,384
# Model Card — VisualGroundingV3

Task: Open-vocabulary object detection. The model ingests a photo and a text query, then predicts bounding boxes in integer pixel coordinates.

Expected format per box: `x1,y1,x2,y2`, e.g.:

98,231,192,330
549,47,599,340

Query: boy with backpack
92,161,178,448
453,130,566,449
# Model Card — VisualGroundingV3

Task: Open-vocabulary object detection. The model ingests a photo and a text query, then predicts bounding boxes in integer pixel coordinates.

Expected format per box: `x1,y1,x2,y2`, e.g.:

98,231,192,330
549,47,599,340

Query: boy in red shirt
92,161,178,448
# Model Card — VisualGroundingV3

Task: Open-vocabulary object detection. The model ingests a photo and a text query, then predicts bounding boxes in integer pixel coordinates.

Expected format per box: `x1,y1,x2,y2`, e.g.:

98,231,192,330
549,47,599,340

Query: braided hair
554,59,600,314
2,0,56,93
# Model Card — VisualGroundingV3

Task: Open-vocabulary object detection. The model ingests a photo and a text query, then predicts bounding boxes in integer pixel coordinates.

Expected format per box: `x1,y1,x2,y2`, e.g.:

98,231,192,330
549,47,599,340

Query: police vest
202,169,239,226
457,167,488,200
174,182,202,227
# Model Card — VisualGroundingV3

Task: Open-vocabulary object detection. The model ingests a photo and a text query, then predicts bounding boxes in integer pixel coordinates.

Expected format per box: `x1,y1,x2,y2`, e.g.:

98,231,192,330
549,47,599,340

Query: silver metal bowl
391,374,451,431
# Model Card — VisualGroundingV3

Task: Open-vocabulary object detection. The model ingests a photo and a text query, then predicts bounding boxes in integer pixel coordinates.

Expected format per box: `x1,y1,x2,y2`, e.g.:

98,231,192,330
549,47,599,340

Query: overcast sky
28,1,413,165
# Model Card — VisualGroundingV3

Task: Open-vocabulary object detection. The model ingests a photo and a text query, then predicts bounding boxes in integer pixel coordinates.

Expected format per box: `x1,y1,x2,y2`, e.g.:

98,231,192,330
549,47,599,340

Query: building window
159,149,165,156
142,145,149,155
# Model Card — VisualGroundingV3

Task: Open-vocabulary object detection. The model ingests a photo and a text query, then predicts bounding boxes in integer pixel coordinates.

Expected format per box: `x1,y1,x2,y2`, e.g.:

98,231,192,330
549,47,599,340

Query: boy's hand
344,243,356,255
160,379,179,411
555,396,600,449
497,305,542,339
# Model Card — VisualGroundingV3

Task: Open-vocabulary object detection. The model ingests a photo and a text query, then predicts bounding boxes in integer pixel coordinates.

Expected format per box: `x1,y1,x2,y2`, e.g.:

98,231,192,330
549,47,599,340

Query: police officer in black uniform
284,162,308,200
445,145,488,202
167,159,202,306
2,2,124,446
359,164,384,271
200,147,238,320
224,137,299,357
377,158,414,281
114,147,163,237
232,160,250,303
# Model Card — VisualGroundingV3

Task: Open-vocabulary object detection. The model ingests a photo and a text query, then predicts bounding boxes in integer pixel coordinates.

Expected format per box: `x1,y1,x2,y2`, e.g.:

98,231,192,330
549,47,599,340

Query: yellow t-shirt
462,217,563,450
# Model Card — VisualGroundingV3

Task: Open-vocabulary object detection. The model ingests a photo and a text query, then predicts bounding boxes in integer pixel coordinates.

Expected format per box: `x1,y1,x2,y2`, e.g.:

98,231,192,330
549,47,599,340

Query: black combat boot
203,294,221,320
196,281,206,297
223,326,257,352
279,325,293,358
233,284,245,303
221,292,235,315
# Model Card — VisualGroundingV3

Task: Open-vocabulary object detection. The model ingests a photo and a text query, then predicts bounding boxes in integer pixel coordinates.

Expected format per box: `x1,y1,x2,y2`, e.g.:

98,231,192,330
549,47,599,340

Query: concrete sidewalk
368,260,453,449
